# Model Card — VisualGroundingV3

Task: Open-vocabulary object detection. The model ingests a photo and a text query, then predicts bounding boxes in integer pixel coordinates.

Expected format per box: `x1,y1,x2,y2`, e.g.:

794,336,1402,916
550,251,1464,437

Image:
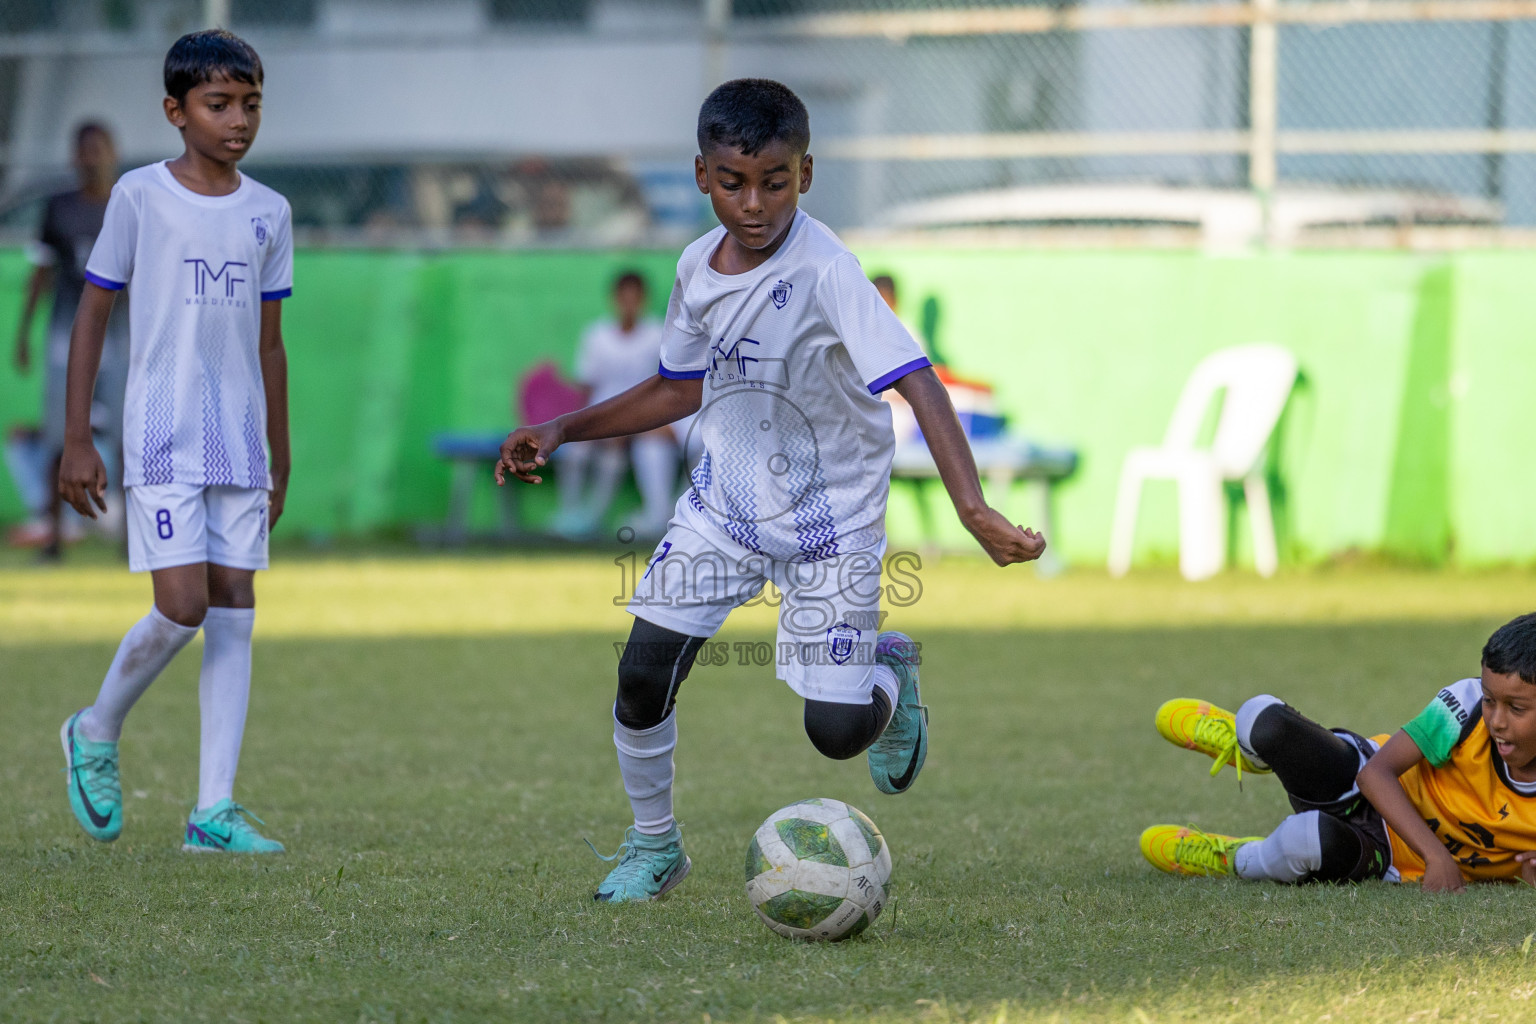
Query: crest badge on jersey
827,622,861,665
251,216,269,245
771,279,792,309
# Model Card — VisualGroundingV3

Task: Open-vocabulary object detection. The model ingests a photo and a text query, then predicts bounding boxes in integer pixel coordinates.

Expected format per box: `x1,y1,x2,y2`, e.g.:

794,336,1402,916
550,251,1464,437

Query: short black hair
164,29,263,104
1484,613,1536,684
697,78,809,158
613,270,647,294
74,121,112,149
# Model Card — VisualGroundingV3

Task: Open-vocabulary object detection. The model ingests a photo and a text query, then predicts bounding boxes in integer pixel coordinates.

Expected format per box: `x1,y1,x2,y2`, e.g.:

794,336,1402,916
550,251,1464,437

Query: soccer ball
745,798,892,941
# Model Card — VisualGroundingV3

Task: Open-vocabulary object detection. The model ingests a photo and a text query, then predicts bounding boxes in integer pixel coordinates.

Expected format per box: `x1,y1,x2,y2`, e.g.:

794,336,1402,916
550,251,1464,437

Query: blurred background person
11,121,129,559
554,270,686,540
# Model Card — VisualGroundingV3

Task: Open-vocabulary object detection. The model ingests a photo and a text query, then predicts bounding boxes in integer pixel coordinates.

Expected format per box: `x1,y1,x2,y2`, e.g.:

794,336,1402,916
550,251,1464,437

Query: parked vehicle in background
868,183,1502,249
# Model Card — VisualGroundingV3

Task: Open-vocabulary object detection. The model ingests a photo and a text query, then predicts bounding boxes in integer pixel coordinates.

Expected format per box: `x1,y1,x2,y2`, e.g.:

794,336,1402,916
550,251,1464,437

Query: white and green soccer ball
745,798,892,941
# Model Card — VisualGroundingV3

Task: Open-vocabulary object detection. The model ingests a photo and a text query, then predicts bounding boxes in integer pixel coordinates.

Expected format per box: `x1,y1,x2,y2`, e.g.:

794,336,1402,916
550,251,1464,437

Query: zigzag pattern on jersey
198,316,235,486
238,317,269,489
140,324,177,485
712,396,761,553
691,450,713,493
242,400,266,487
779,421,839,562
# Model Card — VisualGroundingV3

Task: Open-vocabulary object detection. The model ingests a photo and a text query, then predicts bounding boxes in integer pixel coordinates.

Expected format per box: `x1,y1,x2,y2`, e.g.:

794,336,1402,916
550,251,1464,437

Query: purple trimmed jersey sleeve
84,182,140,290
658,233,719,379
258,200,294,301
816,253,930,394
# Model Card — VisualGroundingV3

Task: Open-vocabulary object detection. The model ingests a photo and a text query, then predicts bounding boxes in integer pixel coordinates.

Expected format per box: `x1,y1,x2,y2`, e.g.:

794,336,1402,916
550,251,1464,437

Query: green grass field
5,549,1536,1023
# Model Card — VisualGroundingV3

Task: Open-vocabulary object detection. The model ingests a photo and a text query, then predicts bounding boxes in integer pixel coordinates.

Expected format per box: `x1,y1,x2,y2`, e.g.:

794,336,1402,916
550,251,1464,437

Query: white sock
82,608,200,742
586,445,628,524
197,607,256,811
872,664,901,727
1234,811,1323,882
630,436,678,528
1234,694,1283,769
614,710,677,835
556,441,592,521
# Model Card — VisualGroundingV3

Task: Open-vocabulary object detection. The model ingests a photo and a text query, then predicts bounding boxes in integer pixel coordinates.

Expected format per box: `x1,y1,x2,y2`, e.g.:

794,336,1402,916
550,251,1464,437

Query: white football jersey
660,210,930,561
576,317,664,405
85,161,293,490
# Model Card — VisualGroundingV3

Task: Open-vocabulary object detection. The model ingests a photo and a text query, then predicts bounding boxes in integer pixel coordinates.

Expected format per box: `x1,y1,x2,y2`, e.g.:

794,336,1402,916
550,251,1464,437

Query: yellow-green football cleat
1155,698,1271,781
1140,825,1260,877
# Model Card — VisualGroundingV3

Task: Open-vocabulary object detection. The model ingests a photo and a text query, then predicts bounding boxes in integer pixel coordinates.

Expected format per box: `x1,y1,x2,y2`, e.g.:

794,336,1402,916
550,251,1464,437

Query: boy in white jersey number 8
497,79,1046,903
56,30,292,854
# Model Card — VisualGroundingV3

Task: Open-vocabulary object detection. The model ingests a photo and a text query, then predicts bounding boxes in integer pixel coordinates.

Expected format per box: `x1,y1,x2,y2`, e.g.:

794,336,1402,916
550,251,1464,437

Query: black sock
1247,702,1362,806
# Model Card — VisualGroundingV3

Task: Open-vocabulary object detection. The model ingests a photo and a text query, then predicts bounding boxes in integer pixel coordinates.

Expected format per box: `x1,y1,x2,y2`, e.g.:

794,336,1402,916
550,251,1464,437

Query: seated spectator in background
873,272,1003,447
872,273,900,315
872,273,925,354
11,121,129,557
554,271,689,539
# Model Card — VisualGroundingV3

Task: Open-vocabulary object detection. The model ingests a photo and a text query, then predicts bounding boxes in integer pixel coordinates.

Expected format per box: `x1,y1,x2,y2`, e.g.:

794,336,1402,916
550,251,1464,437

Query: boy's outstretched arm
259,299,291,529
57,282,117,518
496,375,702,485
1357,731,1464,893
891,366,1045,566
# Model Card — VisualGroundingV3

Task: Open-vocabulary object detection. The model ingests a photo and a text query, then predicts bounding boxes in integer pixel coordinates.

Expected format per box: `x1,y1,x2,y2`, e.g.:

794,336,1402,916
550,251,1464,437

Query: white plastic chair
1108,344,1298,581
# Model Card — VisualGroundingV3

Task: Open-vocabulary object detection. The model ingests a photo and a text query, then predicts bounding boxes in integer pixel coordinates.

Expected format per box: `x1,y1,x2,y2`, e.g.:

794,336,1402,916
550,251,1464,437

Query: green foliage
5,553,1536,1021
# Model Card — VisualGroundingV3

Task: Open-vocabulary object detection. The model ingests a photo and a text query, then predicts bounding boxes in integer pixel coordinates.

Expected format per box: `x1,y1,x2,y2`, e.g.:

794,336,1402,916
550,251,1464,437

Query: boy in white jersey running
497,79,1045,902
56,30,293,854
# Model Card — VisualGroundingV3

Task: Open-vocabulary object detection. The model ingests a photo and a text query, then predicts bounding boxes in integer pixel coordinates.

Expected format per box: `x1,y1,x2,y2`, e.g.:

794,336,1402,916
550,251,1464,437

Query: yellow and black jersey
1378,678,1536,883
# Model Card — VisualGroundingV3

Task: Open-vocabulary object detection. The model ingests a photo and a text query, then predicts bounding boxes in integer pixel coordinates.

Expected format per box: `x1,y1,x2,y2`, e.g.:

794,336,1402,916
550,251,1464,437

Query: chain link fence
0,0,1531,246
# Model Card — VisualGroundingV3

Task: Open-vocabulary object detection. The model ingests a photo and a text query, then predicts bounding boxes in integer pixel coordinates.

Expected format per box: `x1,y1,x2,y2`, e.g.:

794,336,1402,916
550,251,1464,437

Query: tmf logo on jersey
771,279,792,309
185,259,248,298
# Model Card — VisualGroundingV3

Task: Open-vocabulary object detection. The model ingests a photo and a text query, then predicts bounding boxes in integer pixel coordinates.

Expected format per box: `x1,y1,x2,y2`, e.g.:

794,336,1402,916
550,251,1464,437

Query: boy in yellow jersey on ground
1141,613,1536,890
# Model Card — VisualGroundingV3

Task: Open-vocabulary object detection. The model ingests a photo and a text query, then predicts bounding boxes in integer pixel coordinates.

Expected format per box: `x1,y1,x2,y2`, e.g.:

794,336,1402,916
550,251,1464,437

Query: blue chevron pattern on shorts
141,328,176,485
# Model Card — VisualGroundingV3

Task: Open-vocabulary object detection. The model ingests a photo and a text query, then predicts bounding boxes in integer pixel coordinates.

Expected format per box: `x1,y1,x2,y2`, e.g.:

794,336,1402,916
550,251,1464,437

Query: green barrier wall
2,247,1531,567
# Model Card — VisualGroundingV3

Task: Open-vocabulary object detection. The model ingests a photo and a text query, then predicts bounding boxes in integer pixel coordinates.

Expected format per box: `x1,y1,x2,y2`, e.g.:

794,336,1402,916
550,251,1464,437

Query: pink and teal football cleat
184,799,285,854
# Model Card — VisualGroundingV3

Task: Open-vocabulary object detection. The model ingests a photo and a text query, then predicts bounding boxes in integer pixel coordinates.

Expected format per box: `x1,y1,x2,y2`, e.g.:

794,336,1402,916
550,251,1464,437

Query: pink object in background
518,361,588,425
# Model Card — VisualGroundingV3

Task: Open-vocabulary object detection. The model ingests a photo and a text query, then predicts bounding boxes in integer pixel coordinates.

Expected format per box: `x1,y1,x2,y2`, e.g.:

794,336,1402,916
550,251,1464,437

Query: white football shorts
126,484,270,573
626,493,887,705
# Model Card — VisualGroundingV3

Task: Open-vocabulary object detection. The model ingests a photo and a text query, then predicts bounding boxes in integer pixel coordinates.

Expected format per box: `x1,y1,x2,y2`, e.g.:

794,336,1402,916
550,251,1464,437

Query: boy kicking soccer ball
57,30,293,853
1142,613,1536,890
497,79,1046,902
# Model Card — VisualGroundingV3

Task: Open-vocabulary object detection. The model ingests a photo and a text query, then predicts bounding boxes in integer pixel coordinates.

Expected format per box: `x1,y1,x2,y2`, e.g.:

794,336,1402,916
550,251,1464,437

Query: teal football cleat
183,799,285,854
590,824,691,903
868,631,928,795
61,710,122,842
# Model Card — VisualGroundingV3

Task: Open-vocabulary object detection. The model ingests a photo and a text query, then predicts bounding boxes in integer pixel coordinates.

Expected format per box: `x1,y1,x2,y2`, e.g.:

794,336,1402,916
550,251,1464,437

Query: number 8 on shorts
126,484,271,573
